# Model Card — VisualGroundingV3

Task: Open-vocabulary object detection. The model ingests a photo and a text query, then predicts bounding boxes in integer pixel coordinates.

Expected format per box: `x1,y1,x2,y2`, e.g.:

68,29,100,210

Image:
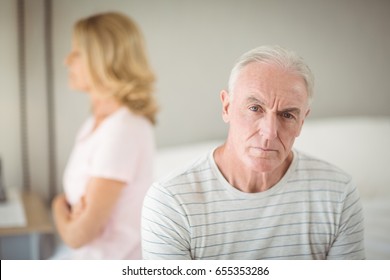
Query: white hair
228,45,315,102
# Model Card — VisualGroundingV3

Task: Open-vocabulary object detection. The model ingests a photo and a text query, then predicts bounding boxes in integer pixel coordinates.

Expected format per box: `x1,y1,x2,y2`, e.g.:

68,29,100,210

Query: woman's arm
52,177,125,249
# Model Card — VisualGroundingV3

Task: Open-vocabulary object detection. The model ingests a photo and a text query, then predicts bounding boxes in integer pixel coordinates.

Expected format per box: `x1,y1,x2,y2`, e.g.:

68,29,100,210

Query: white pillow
154,140,223,180
294,117,390,199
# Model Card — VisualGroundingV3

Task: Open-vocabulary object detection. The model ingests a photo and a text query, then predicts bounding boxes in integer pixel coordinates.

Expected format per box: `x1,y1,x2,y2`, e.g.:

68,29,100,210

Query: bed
154,116,390,259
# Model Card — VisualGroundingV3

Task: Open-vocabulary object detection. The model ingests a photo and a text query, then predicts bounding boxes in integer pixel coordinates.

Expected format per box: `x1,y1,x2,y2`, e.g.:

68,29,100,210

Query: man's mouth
251,147,277,152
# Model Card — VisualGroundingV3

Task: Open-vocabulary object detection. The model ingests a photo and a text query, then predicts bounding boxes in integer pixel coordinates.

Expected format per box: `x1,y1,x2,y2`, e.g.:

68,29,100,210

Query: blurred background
0,0,389,259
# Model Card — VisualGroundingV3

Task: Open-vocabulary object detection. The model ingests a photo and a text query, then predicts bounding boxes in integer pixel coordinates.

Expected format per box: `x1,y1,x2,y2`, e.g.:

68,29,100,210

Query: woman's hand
71,196,86,220
52,193,71,219
51,178,125,249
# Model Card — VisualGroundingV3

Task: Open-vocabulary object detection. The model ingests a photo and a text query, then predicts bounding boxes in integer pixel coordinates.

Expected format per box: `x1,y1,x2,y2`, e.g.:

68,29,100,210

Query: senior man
142,45,365,260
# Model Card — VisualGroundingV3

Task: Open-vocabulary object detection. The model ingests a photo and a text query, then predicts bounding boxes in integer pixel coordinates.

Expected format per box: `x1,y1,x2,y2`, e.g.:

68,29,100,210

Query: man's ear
220,90,231,123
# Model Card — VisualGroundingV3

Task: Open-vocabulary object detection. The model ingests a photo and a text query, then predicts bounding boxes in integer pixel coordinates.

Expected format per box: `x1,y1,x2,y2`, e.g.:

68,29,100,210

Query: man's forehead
234,64,309,101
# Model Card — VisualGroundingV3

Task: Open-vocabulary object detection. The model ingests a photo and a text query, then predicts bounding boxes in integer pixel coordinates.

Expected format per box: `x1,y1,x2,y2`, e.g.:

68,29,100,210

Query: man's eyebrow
279,107,301,115
246,96,265,104
246,96,301,114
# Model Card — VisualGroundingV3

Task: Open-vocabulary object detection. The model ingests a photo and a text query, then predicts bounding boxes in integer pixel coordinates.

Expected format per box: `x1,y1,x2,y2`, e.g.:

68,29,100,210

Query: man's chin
245,156,278,174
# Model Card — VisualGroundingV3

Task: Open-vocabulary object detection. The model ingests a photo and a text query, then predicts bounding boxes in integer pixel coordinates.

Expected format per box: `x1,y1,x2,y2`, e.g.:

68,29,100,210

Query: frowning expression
221,62,310,173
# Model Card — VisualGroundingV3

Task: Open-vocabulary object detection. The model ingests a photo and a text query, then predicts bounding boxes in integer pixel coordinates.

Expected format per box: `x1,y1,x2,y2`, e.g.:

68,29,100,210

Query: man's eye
281,112,294,119
249,106,260,112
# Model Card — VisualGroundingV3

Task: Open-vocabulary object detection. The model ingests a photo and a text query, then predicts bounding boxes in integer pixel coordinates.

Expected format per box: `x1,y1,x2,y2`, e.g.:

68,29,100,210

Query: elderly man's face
221,62,310,173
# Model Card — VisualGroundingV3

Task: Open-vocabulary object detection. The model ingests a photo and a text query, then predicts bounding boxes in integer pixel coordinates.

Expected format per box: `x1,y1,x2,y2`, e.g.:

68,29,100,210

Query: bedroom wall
0,0,22,191
1,0,390,197
51,0,390,150
50,0,390,196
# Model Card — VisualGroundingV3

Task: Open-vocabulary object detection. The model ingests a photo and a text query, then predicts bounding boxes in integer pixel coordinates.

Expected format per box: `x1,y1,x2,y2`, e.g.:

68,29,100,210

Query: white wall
0,0,22,190
51,0,390,192
24,0,52,201
52,0,390,145
0,0,53,199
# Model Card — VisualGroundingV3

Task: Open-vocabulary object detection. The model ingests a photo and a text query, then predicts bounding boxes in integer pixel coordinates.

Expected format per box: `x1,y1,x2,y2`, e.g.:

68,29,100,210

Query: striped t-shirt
142,149,365,260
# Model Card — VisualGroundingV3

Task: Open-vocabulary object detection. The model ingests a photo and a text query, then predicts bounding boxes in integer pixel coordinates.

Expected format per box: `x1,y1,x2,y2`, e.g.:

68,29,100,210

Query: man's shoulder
294,150,352,184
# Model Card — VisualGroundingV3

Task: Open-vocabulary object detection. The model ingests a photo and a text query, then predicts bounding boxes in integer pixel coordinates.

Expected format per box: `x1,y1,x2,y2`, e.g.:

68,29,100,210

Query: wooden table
0,191,54,259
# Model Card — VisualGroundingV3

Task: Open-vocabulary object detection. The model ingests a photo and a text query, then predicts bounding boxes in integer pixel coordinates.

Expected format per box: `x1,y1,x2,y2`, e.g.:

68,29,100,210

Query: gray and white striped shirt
142,149,365,259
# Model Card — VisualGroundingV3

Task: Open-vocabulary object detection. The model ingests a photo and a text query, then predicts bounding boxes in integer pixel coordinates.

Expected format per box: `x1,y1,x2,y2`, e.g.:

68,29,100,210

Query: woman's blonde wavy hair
73,12,158,124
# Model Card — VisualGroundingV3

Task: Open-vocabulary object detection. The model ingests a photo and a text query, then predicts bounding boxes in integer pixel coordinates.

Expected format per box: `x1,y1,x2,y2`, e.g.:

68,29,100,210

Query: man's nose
259,114,278,140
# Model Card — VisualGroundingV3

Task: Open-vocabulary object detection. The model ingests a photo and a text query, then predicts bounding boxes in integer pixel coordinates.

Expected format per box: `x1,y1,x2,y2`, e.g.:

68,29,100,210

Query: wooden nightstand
0,191,54,259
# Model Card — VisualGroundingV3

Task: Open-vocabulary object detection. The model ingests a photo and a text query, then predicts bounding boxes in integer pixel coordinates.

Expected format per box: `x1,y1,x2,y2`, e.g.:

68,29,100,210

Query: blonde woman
52,12,157,259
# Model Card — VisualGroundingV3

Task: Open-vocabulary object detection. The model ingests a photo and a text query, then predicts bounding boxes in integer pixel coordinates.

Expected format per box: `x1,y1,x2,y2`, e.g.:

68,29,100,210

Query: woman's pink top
63,107,154,259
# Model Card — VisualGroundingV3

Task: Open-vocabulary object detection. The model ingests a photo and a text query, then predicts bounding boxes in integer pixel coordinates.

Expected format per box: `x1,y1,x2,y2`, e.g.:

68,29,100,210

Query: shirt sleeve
89,118,149,184
142,182,192,260
327,180,365,259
